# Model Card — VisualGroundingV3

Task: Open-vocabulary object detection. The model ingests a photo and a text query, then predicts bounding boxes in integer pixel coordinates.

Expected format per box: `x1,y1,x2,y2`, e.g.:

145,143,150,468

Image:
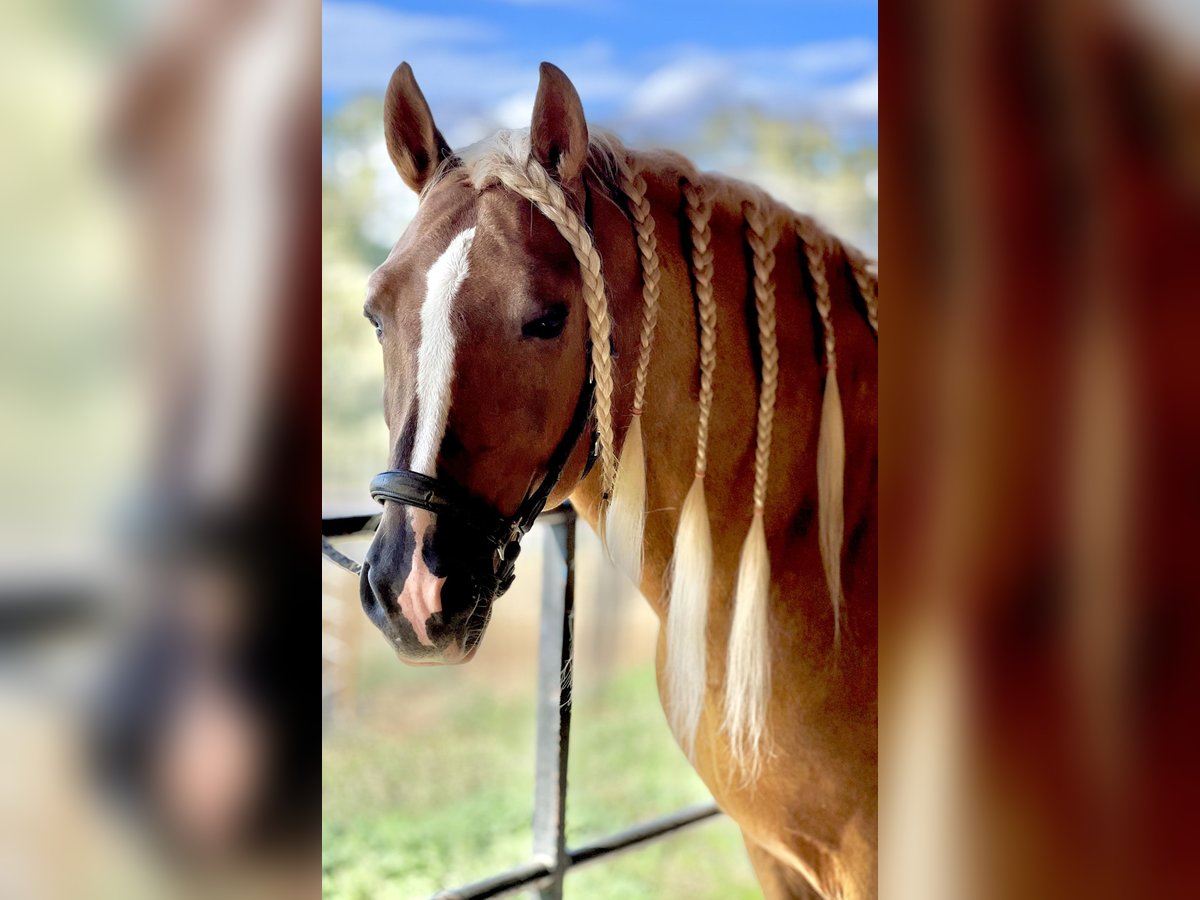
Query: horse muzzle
359,553,499,665
359,501,517,665
360,369,596,664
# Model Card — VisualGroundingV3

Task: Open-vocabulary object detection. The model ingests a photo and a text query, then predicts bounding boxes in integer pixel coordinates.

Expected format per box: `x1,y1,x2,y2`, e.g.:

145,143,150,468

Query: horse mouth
394,641,477,667
441,642,479,665
396,595,491,666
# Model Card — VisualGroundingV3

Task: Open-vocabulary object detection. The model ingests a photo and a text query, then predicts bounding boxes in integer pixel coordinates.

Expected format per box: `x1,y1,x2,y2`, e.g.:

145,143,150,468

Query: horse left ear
530,62,589,182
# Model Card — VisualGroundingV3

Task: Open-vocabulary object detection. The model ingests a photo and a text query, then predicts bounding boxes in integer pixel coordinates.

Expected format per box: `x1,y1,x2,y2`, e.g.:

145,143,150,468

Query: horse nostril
360,561,387,620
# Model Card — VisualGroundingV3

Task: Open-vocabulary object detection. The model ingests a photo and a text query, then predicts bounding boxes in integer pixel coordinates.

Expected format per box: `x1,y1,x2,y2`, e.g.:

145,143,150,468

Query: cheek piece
369,363,597,599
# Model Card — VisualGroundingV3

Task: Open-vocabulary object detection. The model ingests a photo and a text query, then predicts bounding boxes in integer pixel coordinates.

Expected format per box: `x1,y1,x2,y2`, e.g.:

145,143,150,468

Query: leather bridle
368,364,597,598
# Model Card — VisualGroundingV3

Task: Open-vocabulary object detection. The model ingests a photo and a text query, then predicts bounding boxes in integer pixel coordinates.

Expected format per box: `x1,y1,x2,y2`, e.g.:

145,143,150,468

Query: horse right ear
530,62,589,183
384,62,452,193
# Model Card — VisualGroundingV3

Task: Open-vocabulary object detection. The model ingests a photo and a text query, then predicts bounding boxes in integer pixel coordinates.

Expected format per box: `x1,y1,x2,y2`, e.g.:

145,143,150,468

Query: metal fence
322,502,723,899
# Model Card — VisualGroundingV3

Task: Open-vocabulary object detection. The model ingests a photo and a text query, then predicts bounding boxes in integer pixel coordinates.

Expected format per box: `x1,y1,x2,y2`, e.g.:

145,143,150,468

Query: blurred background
320,1,877,898
2,0,320,896
880,1,1200,898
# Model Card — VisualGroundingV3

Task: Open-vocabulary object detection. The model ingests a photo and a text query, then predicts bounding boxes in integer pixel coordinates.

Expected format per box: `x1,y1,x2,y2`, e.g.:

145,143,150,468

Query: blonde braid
744,202,780,511
804,225,837,371
799,218,846,647
665,178,718,759
683,180,718,476
724,201,781,773
614,155,663,413
485,157,619,503
604,153,663,580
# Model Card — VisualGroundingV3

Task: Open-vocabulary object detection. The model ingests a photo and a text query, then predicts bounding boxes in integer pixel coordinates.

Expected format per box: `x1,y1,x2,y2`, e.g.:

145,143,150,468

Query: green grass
323,662,759,899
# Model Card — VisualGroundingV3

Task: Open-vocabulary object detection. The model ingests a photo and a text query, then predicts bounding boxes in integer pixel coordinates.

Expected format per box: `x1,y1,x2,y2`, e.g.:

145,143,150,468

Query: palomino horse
361,62,877,899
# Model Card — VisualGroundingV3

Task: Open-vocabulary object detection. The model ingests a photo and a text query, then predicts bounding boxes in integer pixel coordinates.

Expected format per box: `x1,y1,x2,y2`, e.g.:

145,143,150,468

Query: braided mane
666,180,717,757
605,152,663,582
724,199,780,770
428,127,877,773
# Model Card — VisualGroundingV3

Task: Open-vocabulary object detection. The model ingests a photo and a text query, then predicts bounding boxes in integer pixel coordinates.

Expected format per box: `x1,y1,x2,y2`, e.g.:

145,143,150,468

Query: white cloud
323,5,876,142
785,38,877,75
325,11,877,249
825,69,878,118
620,43,877,134
492,91,536,128
627,56,733,120
321,3,498,94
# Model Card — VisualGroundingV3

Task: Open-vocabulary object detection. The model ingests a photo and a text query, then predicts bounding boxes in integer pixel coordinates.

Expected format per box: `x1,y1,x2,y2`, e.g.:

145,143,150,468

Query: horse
360,61,878,899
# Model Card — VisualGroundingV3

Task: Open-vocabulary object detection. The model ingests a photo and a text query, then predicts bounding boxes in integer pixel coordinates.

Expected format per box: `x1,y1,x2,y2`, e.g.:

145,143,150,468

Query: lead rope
605,155,663,582
665,179,717,759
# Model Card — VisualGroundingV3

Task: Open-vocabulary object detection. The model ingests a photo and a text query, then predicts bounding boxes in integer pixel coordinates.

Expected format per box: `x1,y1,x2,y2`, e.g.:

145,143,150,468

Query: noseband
369,368,597,597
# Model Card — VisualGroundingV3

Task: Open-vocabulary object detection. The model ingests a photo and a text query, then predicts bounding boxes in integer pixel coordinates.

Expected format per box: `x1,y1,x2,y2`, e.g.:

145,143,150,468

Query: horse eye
364,310,383,342
522,304,567,340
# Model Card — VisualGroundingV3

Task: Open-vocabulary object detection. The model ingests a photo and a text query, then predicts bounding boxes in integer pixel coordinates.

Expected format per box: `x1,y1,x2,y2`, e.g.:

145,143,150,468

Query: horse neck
572,155,876,625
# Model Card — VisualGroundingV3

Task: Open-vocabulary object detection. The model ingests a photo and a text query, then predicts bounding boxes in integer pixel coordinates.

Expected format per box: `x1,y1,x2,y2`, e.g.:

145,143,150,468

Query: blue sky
322,0,877,142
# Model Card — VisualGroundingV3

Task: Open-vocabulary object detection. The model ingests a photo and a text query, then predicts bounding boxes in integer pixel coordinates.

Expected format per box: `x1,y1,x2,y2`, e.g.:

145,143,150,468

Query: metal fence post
532,505,576,899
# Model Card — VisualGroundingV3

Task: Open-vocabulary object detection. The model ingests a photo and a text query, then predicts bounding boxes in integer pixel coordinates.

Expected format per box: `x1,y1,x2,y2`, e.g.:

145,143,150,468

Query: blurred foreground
1,0,320,897
882,1,1200,898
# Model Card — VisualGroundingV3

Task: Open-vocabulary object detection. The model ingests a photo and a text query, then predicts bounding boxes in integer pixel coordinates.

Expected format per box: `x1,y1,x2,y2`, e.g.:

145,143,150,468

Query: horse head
360,62,611,665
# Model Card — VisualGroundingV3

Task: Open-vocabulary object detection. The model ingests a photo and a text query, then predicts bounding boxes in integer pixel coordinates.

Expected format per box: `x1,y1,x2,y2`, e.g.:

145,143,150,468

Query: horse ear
530,62,589,182
384,62,452,193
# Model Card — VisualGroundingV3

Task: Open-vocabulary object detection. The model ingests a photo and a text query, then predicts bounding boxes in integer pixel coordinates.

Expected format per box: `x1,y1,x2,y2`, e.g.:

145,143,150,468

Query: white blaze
411,226,476,475
395,225,476,647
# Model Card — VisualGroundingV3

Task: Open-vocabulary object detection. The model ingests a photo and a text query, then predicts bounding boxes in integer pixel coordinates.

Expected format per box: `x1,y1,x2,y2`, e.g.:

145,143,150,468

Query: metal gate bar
532,505,575,899
432,803,722,900
322,503,723,900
